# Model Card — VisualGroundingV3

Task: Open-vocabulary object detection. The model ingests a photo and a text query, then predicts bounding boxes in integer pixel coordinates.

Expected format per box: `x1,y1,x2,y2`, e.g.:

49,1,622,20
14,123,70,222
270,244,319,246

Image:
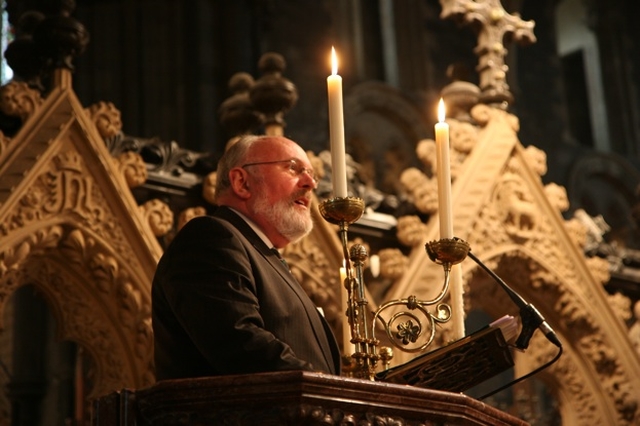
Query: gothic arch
0,72,164,400
465,247,633,424
0,222,154,397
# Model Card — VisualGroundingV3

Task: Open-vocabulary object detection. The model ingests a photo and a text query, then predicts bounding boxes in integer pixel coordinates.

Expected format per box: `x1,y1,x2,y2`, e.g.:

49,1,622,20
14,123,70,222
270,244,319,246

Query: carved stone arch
465,245,633,425
0,221,154,398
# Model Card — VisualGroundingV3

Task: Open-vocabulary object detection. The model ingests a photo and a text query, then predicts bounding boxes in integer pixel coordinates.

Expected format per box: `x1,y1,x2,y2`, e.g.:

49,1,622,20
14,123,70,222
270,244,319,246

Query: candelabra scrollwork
319,197,471,380
372,237,470,355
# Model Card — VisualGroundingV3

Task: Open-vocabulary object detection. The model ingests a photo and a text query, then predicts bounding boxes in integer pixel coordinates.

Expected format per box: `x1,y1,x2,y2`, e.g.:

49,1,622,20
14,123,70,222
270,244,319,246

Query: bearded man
152,135,341,380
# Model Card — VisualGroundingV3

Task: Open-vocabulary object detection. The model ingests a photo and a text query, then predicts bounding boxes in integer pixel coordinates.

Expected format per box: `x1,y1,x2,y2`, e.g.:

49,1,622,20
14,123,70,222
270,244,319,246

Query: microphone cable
478,343,562,400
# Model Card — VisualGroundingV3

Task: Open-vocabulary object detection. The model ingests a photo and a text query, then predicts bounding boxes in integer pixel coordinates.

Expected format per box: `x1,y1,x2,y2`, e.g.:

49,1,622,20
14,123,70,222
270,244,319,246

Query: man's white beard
253,191,313,243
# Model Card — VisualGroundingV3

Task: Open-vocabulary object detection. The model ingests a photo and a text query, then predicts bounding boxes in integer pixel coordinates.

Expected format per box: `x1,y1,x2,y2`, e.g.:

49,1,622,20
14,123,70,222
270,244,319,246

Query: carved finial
4,1,89,91
249,52,298,136
440,0,536,108
33,12,90,72
218,72,262,138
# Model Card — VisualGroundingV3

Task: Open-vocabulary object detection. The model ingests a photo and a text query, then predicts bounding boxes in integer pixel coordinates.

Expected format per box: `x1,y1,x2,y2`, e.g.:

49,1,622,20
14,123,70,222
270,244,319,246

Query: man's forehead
250,139,305,159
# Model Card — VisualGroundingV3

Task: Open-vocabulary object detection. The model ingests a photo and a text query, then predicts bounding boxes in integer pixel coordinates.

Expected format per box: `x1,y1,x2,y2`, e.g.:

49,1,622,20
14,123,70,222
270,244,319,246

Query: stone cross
440,0,536,107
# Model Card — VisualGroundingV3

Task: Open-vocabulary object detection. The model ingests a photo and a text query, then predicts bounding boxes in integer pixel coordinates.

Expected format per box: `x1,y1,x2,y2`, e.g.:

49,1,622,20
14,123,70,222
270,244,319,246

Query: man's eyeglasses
241,159,317,184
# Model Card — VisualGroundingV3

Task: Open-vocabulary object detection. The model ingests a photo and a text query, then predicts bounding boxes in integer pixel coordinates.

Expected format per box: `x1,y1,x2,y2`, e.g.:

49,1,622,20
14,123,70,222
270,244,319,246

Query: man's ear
229,168,251,199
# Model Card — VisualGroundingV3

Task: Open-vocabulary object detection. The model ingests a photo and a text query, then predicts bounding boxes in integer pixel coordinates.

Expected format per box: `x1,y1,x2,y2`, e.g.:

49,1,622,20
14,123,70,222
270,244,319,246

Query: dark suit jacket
152,206,341,380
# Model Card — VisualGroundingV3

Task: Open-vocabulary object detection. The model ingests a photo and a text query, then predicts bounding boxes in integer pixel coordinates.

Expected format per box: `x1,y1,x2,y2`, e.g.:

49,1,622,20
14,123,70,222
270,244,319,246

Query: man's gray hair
213,135,261,202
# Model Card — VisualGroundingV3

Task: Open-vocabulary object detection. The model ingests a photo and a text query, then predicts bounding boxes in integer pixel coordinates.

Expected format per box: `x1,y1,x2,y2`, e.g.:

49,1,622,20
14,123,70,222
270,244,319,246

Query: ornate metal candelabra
319,196,470,380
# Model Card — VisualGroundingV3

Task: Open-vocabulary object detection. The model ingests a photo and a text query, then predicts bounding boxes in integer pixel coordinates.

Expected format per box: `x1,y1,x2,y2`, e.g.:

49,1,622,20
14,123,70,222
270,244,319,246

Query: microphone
466,251,562,350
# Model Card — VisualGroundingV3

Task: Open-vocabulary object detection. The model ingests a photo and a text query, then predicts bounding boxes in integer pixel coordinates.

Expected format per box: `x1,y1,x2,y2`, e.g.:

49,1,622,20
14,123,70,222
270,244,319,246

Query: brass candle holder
320,196,472,380
319,197,376,378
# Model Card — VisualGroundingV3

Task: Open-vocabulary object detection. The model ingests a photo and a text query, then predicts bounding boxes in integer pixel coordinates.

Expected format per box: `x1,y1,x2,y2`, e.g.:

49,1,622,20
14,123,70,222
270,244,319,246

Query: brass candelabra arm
369,237,471,355
372,297,453,354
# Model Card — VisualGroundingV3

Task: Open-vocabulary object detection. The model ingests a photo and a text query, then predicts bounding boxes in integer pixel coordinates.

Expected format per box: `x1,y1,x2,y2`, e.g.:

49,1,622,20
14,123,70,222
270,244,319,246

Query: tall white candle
435,98,453,238
327,47,348,198
434,98,465,339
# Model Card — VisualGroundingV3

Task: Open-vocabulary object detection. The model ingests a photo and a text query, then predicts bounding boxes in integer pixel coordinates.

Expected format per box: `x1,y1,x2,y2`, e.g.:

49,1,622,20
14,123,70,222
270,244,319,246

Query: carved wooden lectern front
93,371,528,425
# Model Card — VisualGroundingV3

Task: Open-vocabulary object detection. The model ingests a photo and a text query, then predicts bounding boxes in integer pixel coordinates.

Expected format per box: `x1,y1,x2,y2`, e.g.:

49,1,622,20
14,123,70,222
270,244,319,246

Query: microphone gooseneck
466,251,562,350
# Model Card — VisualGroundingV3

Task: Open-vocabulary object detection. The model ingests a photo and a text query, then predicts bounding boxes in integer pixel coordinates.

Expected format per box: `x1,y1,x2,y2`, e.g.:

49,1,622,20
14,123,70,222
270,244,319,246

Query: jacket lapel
212,206,339,373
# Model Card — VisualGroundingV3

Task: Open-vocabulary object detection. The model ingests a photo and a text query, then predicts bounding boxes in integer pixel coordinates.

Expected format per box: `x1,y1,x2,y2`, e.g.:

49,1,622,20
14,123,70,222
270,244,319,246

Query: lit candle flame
331,46,338,76
438,98,446,123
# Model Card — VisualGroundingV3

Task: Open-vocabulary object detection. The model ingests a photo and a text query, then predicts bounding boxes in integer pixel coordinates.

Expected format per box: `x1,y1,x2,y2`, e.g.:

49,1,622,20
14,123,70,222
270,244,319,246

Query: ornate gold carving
492,173,538,238
544,182,569,213
449,119,478,154
522,145,548,178
177,206,207,231
396,216,429,248
2,148,146,274
202,171,217,205
415,139,436,171
115,151,148,188
85,101,123,139
0,81,44,121
140,199,174,237
378,248,408,280
399,168,438,214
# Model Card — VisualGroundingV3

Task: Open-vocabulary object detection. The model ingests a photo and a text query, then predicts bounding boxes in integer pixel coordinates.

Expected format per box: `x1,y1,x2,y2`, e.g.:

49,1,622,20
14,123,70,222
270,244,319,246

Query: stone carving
544,182,570,213
201,171,217,205
379,248,409,280
140,199,174,237
521,145,548,178
0,81,44,121
86,101,123,139
399,168,438,214
492,173,538,237
115,151,148,188
177,206,207,231
396,215,429,248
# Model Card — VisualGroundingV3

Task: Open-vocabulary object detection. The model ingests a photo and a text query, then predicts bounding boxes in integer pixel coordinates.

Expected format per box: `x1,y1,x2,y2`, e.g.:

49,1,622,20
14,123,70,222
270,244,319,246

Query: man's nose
299,170,317,188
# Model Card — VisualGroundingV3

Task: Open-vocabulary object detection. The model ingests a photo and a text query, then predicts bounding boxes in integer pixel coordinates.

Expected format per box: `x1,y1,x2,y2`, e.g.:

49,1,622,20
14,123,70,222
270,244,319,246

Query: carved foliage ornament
0,81,44,122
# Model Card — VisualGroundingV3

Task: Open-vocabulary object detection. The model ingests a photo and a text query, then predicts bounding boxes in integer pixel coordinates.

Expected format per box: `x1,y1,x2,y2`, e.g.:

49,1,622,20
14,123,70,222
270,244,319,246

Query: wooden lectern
93,371,528,425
